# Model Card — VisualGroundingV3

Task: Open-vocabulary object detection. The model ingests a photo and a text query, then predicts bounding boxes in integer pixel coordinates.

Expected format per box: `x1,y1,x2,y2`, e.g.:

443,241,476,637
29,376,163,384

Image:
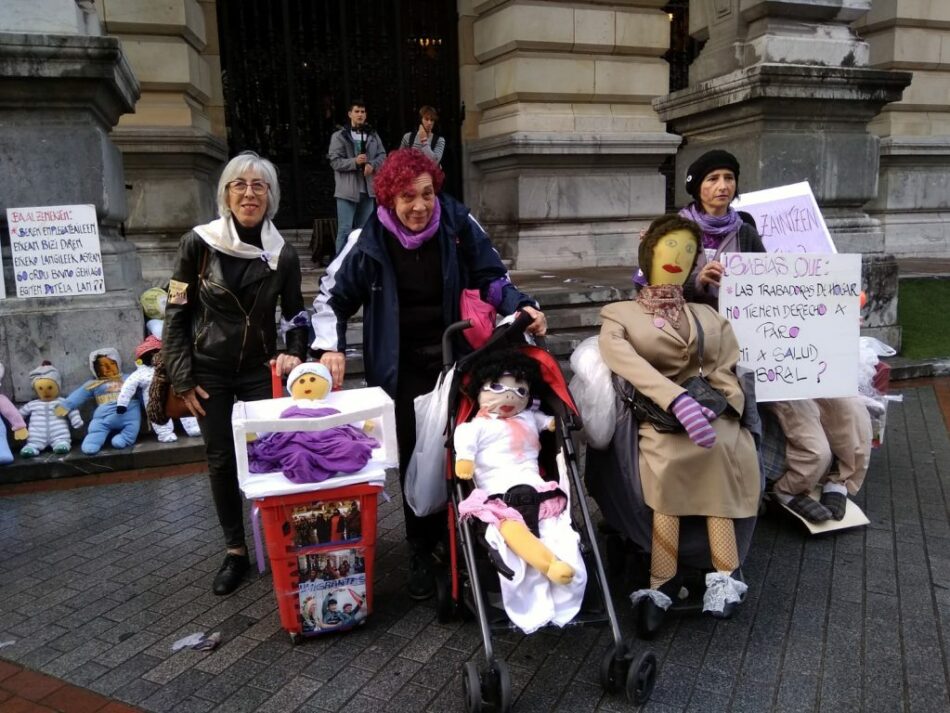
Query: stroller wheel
487,659,512,713
435,571,455,623
599,641,628,694
626,650,657,705
462,661,483,713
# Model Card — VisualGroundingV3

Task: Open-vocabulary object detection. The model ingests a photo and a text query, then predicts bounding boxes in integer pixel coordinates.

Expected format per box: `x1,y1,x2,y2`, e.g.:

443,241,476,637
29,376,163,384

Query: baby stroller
437,313,657,712
584,372,763,635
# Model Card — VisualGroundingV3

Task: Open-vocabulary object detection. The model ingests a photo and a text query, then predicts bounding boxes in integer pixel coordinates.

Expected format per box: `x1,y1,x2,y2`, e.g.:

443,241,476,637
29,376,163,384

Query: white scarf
193,217,284,271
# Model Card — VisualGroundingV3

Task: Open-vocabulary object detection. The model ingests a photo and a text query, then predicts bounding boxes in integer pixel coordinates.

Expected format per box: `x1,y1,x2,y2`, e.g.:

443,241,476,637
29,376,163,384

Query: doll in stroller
584,215,763,639
438,316,657,711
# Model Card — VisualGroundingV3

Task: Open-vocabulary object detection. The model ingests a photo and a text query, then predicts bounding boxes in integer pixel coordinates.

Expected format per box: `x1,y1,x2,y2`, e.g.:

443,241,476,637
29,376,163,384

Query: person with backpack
400,105,445,166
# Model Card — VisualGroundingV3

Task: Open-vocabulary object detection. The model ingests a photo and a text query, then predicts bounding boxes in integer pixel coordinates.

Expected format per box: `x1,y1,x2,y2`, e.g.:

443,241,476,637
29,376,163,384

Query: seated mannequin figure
247,362,379,483
58,348,141,455
598,215,761,636
455,349,587,634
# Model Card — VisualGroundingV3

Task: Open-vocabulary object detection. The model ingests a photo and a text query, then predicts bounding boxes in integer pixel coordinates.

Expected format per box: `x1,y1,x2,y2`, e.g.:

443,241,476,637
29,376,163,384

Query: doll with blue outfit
58,347,141,454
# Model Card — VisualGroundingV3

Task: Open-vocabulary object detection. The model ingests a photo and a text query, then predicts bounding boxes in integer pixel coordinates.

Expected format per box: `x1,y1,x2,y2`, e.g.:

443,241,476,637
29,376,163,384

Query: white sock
822,482,847,496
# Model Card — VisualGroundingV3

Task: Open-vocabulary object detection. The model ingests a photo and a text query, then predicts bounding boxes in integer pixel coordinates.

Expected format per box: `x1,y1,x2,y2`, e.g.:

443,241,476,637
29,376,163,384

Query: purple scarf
679,203,743,249
376,198,442,250
247,406,379,484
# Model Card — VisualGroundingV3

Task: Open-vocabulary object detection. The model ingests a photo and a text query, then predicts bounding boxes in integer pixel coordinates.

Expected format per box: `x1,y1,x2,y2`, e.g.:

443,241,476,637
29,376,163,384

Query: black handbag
621,306,729,433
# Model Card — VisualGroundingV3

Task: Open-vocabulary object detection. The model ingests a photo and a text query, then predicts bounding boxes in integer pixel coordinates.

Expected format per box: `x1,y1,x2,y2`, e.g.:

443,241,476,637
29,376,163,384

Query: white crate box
232,386,398,499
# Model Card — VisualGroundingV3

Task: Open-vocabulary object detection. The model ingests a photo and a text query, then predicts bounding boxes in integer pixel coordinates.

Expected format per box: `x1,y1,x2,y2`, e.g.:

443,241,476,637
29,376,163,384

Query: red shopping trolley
232,366,397,643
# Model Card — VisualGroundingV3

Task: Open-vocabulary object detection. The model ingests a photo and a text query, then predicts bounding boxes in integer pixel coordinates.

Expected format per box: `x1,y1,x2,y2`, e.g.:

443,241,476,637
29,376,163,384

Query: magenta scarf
679,203,743,249
376,198,441,249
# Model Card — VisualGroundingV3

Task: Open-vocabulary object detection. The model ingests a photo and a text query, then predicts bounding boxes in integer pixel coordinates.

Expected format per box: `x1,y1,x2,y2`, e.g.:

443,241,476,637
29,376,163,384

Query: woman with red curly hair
311,148,546,599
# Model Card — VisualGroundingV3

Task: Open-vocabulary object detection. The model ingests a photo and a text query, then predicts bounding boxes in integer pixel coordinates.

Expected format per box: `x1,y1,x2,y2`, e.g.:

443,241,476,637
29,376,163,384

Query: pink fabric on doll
458,480,565,528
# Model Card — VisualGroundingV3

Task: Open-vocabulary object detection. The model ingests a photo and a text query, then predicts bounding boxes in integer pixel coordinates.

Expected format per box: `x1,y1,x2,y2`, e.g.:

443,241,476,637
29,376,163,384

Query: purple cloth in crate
247,405,380,483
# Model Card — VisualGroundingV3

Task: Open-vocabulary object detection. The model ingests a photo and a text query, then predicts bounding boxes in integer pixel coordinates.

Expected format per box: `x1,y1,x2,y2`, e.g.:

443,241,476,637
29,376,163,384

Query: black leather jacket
163,228,308,393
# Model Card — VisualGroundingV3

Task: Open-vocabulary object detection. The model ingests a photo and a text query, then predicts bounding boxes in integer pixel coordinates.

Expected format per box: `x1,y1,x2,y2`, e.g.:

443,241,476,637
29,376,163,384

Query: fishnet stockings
650,512,680,590
707,516,739,573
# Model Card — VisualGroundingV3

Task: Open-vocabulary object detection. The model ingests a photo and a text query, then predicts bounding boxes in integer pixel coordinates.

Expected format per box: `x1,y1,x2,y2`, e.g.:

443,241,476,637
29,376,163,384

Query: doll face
94,356,120,379
478,374,530,419
649,229,698,286
33,377,59,401
290,373,331,400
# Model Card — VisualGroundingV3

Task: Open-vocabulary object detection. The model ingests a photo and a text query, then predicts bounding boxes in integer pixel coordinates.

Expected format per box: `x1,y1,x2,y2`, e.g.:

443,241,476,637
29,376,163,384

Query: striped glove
670,393,717,448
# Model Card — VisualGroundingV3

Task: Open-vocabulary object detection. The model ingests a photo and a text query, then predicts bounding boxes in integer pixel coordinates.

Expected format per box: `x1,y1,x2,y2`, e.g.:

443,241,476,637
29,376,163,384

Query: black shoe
636,597,668,639
820,491,848,521
212,553,249,596
408,551,436,601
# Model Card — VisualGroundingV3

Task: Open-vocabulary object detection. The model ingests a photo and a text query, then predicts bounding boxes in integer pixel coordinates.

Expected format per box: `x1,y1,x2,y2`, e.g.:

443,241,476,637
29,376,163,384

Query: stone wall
857,0,950,258
459,0,680,269
100,0,226,285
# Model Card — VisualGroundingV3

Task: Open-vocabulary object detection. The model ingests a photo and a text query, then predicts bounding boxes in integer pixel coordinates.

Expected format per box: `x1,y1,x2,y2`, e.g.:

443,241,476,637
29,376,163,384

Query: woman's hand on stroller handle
320,351,346,388
520,306,547,336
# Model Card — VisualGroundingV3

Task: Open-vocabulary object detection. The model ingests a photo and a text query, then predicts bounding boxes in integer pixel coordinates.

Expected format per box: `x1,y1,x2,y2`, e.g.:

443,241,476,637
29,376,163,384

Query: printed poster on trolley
5,204,105,298
719,252,861,402
297,547,367,634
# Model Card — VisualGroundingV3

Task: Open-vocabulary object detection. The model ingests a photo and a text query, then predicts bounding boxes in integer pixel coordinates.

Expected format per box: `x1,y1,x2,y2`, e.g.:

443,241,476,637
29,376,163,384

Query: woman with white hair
163,150,309,595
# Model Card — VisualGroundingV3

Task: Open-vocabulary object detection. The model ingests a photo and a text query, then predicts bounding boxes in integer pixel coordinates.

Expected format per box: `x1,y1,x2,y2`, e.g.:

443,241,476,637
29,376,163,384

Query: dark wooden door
217,0,462,229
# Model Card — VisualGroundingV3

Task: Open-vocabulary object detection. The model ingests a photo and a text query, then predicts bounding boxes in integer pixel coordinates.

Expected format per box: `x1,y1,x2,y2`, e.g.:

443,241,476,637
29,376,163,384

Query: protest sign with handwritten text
719,252,860,401
6,204,105,298
732,181,836,254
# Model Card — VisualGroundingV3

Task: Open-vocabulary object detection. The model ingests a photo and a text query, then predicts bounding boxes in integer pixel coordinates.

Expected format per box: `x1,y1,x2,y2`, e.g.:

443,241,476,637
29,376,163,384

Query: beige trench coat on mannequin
598,300,760,519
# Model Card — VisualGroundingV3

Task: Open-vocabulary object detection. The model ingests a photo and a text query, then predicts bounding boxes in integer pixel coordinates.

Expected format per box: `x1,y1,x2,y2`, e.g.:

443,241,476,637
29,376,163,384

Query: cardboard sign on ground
776,486,870,534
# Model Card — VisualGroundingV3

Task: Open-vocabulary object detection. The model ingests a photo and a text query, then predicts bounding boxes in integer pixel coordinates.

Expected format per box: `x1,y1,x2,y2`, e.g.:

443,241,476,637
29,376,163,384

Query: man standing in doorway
328,100,386,255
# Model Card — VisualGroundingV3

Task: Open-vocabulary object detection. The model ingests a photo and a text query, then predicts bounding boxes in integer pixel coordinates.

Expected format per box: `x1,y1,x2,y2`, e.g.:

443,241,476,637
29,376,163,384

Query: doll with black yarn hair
455,348,587,634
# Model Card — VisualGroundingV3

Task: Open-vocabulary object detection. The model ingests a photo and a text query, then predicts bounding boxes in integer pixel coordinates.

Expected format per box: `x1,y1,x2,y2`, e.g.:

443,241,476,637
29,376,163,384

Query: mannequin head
287,363,333,400
639,215,702,287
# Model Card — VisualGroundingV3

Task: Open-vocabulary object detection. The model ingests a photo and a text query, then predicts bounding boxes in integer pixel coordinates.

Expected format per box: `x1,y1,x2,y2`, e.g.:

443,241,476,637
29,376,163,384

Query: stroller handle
443,320,472,368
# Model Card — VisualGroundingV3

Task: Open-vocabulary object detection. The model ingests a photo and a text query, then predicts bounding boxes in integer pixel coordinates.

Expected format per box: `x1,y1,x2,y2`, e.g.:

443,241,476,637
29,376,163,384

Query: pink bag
460,289,496,349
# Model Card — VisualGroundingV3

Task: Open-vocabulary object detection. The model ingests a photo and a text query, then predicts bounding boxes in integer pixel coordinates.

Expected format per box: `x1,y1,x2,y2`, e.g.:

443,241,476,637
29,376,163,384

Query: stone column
460,0,680,269
0,0,145,401
100,0,227,284
654,0,911,347
856,1,950,258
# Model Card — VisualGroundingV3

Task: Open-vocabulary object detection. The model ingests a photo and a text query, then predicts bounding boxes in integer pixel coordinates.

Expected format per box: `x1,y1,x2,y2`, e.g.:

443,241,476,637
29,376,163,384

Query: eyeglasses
482,382,529,398
227,180,269,196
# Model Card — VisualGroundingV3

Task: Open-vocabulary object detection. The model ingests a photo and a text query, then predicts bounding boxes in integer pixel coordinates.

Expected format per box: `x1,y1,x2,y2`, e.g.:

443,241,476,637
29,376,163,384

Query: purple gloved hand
670,393,716,448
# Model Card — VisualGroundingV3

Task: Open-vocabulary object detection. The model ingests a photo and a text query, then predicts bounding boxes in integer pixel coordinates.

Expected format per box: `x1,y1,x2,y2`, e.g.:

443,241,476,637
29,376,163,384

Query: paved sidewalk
1,381,948,712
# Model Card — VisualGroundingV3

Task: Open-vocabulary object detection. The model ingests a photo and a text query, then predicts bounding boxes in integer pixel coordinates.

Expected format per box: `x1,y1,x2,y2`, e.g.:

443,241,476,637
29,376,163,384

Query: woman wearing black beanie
677,149,765,305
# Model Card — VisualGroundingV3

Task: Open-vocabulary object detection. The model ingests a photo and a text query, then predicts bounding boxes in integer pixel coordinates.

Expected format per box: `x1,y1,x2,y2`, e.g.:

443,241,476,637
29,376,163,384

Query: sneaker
212,552,250,596
408,551,436,600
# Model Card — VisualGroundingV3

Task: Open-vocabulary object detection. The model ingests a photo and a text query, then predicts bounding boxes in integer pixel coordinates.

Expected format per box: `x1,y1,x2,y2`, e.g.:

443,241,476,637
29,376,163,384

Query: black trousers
194,364,272,549
395,359,447,553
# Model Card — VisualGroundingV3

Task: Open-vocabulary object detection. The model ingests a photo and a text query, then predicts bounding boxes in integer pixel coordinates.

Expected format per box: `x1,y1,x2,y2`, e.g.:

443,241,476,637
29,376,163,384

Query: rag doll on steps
597,214,761,637
117,335,200,442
